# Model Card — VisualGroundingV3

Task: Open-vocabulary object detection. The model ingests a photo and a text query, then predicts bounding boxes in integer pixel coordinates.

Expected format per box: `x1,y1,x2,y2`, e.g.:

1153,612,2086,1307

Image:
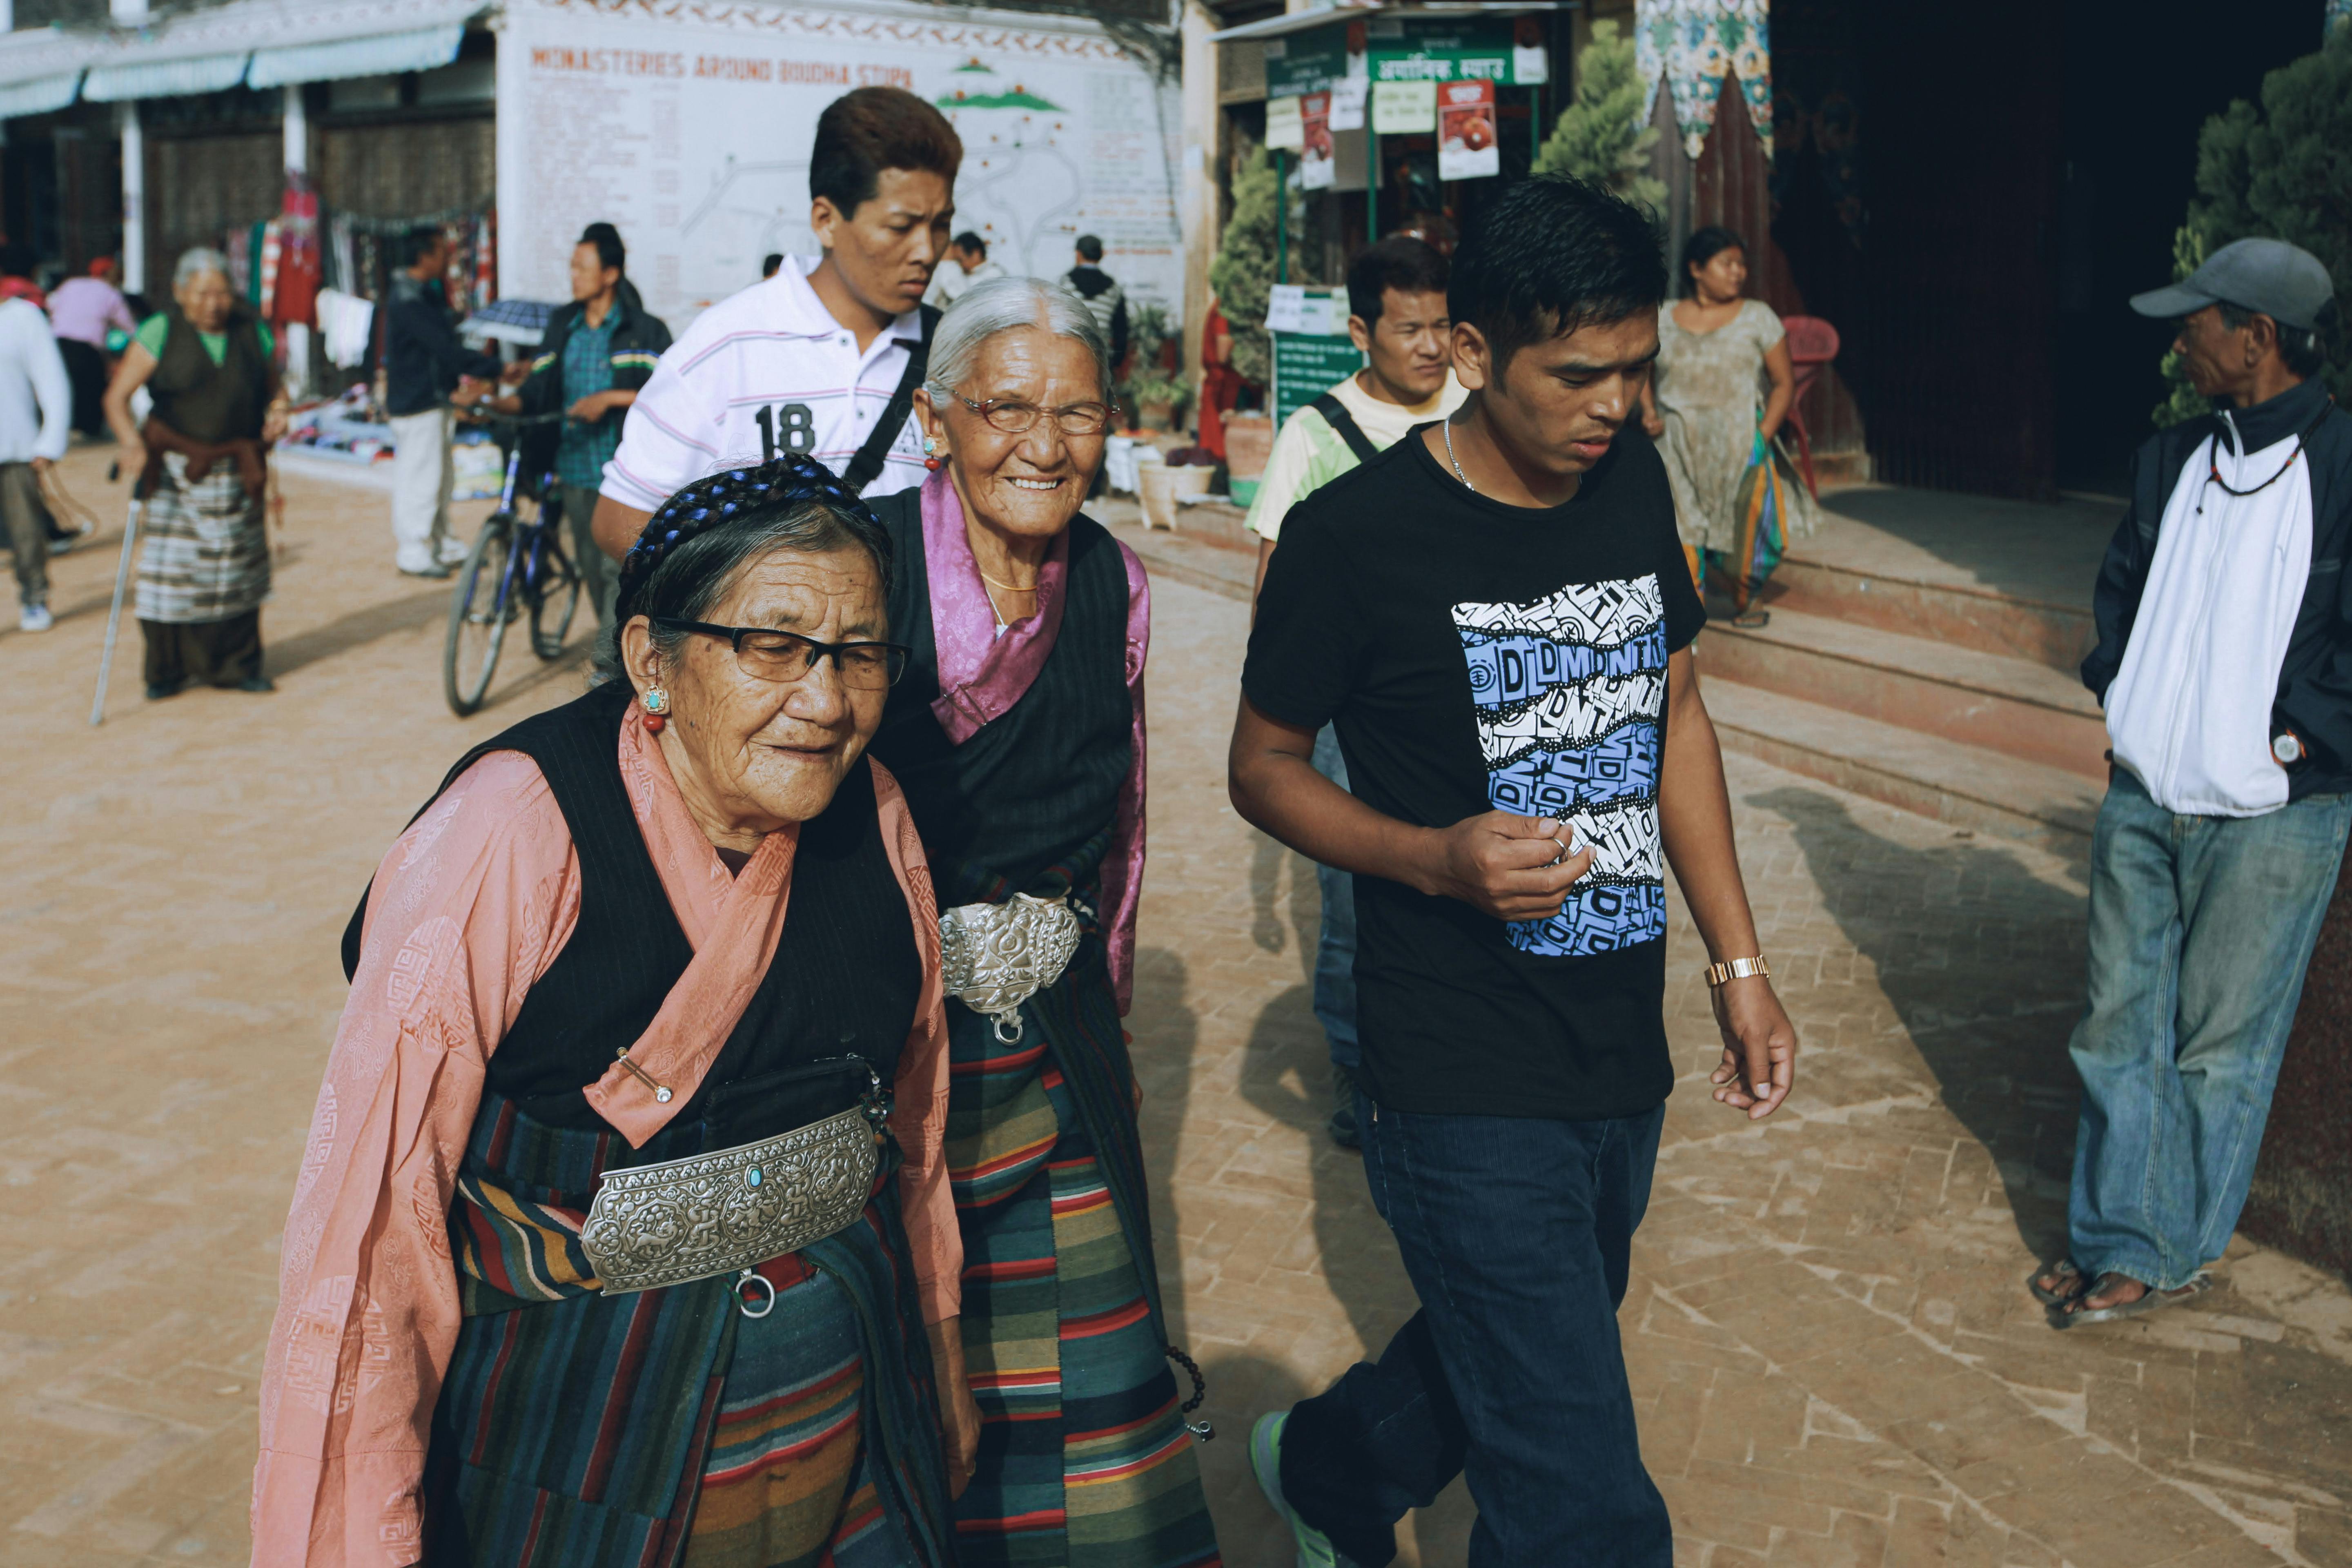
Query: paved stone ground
4,455,2350,1565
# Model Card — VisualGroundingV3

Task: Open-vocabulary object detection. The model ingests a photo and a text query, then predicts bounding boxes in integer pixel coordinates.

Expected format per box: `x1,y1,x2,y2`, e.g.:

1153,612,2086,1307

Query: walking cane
89,471,151,726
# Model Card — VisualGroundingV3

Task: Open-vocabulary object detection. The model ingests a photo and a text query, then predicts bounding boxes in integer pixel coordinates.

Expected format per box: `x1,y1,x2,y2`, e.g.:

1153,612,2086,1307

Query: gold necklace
975,566,1037,594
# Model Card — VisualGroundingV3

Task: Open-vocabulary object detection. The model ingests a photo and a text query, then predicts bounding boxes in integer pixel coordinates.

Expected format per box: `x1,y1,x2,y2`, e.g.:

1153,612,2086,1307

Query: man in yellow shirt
1246,236,1462,1147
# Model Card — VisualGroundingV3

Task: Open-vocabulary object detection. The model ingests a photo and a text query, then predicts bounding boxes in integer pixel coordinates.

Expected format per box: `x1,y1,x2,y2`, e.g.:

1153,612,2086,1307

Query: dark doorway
2052,1,2320,496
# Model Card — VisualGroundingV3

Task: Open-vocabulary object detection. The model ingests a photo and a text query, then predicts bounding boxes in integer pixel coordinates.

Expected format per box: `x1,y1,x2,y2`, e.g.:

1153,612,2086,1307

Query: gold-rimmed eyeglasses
954,393,1120,437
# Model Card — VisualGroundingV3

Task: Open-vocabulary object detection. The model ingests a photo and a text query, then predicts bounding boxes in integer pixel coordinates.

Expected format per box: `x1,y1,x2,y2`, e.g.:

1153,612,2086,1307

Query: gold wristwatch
1703,954,1771,988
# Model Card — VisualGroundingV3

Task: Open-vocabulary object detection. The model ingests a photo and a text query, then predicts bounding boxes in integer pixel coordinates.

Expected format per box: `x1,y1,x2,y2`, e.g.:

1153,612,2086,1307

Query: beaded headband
613,453,878,623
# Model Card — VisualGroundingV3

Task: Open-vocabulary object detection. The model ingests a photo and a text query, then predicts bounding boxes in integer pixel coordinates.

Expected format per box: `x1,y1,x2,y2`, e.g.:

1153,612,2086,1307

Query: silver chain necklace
1442,418,1477,494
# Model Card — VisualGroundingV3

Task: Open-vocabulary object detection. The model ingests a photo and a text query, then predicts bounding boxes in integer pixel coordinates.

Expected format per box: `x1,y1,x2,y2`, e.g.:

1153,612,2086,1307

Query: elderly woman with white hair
102,245,289,698
862,274,1221,1562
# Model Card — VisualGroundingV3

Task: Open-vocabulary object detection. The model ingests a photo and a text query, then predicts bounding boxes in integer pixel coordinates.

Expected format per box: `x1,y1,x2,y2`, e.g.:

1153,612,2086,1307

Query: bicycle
442,408,584,717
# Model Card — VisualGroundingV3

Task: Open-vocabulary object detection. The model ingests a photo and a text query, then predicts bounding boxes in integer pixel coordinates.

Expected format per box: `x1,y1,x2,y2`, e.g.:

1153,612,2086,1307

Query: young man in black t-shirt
1230,178,1799,1564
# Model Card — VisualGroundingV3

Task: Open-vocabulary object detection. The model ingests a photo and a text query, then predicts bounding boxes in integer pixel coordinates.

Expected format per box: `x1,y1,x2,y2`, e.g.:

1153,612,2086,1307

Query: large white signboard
497,0,1184,332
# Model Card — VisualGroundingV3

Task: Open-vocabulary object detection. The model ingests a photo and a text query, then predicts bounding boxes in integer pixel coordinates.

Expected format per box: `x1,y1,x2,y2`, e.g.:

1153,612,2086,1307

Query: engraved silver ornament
938,893,1082,1042
579,1105,878,1294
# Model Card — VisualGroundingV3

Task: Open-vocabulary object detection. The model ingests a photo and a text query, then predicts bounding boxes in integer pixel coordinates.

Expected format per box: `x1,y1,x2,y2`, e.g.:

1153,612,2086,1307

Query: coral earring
643,713,666,733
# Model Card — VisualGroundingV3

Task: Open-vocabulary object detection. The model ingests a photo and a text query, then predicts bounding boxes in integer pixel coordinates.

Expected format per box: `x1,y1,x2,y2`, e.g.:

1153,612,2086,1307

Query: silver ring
1551,835,1570,867
735,1268,777,1320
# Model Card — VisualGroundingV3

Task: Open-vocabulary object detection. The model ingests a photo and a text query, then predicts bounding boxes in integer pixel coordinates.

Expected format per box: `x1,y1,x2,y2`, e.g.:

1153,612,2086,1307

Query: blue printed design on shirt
1454,575,1668,957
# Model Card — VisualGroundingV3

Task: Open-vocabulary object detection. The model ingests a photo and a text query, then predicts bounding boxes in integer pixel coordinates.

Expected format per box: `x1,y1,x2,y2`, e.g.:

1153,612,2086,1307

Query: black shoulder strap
1312,391,1380,464
842,304,941,494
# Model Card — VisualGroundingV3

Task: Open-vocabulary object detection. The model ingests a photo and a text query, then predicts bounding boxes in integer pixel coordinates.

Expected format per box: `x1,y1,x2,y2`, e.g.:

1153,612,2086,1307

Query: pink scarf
580,708,801,1145
923,470,1074,742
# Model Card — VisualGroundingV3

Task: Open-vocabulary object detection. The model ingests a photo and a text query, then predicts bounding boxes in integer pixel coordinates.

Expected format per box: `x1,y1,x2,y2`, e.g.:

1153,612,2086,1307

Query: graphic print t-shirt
1242,426,1704,1119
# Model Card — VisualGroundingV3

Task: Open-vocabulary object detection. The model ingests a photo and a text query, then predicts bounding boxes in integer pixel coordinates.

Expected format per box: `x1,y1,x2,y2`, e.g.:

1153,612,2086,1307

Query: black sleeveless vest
866,489,1134,897
343,682,922,1136
148,307,271,443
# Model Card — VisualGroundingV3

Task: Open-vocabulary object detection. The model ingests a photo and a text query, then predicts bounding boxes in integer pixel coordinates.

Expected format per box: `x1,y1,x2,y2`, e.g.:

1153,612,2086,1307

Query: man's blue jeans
1312,724,1359,1073
2068,768,2352,1291
1280,1092,1673,1566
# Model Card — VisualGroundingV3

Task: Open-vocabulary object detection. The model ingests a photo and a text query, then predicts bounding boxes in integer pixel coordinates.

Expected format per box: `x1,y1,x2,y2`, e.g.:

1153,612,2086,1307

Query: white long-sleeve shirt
0,297,71,465
2106,406,2314,816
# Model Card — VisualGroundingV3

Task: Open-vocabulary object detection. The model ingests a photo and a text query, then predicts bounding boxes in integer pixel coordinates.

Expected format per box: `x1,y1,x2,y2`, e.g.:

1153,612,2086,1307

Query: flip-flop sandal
2054,1272,2210,1328
1731,610,1771,628
2027,1257,2086,1307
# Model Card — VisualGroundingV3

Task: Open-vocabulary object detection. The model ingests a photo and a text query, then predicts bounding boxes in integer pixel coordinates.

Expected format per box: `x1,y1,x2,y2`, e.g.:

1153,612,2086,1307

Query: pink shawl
249,713,955,1566
919,470,1149,1011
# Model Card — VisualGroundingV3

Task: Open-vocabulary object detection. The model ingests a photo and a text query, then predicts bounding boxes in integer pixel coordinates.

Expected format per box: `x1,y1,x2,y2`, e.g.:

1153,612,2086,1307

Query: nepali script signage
497,0,1184,332
1262,14,1545,97
1266,286,1364,430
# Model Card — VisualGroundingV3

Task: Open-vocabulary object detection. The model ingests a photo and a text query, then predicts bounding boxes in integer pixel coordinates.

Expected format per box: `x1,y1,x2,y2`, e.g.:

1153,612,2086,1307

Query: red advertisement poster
1300,90,1336,190
1438,77,1499,181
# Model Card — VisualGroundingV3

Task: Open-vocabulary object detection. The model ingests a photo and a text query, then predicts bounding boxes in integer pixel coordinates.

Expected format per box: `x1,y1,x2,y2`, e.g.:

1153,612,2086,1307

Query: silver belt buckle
938,893,1082,1042
579,1099,880,1300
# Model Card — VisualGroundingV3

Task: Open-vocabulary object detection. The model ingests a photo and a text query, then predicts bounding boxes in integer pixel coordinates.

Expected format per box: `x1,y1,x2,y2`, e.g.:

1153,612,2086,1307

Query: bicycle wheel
444,517,517,717
530,528,583,660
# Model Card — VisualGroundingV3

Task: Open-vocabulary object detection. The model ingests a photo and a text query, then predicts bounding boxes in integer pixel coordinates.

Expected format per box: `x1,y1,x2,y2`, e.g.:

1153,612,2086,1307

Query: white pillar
281,82,310,398
1179,0,1218,387
118,100,143,294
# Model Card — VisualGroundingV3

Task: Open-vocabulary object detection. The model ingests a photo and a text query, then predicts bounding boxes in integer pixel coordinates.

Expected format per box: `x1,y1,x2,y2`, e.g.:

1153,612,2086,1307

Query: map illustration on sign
935,60,1083,279
682,154,815,261
499,0,1181,332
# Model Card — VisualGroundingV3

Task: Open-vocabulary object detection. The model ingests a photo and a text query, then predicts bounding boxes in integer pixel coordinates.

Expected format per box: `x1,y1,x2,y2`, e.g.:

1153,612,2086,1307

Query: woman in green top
102,246,287,699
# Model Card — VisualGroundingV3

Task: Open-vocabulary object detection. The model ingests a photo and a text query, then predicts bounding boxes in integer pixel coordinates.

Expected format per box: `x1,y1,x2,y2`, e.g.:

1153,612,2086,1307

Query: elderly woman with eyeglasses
252,456,982,1568
858,274,1220,1564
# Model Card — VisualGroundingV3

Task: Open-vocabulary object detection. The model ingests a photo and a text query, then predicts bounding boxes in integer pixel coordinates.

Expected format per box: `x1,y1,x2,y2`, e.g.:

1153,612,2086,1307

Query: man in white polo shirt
591,86,962,559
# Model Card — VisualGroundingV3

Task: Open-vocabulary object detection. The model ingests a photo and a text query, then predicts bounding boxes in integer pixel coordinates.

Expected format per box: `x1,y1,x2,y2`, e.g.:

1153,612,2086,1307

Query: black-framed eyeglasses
653,618,911,690
954,393,1120,437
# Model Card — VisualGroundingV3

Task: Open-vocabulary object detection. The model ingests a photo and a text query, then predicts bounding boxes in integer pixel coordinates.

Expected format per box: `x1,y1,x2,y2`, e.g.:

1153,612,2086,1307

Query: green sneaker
1250,1410,1347,1568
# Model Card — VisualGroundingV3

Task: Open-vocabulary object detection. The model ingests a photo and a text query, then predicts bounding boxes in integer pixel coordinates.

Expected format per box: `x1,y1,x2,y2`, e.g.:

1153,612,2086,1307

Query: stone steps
1702,680,2101,849
1768,549,2097,675
1696,606,2108,781
1697,501,2114,846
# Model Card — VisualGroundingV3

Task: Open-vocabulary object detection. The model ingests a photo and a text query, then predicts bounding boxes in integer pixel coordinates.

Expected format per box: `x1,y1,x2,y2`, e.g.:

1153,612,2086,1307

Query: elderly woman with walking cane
102,246,288,699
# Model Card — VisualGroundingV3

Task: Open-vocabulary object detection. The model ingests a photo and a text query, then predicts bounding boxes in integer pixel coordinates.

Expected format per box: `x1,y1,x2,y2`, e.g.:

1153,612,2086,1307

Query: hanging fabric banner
1634,0,1773,161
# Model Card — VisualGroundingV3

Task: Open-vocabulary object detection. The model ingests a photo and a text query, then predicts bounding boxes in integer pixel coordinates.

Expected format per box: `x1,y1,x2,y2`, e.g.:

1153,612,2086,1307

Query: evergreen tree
1209,146,1284,388
2155,27,2352,427
1532,18,1667,210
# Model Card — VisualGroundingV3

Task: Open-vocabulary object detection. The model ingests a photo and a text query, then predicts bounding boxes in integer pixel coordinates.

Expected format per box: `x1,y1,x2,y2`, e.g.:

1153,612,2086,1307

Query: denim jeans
2067,767,2352,1291
557,481,621,678
1312,724,1359,1073
1281,1090,1673,1566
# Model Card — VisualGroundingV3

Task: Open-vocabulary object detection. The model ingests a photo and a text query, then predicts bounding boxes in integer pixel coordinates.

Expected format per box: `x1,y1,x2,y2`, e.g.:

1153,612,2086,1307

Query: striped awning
247,22,466,89
0,0,484,116
82,51,252,102
0,71,84,118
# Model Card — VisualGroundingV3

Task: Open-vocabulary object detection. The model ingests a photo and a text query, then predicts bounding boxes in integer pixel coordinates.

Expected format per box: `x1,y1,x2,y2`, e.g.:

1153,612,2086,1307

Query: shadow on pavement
266,588,450,678
1753,784,2090,1263
1135,944,1201,1355
479,642,594,714
1250,831,1313,958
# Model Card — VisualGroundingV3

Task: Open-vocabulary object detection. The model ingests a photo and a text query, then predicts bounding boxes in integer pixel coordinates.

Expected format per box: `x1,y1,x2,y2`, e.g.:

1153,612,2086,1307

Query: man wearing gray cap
2035,238,2352,1326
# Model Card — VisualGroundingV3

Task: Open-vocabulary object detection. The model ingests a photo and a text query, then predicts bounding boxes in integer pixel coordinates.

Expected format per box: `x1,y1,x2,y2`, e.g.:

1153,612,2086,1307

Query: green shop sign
1262,15,1533,96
